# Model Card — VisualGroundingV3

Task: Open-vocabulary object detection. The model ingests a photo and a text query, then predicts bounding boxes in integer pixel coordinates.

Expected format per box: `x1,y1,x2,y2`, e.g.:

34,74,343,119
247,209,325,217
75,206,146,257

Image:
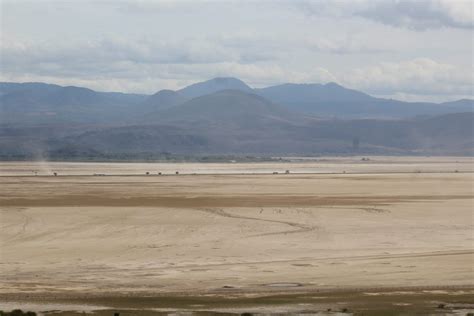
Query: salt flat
0,158,473,314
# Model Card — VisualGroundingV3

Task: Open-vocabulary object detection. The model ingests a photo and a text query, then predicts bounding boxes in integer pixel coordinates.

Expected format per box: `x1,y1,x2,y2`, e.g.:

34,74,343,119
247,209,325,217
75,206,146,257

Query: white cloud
357,0,474,30
0,34,349,89
0,53,337,94
2,35,472,102
293,0,474,30
1,1,472,102
0,36,239,67
342,58,473,97
305,35,392,54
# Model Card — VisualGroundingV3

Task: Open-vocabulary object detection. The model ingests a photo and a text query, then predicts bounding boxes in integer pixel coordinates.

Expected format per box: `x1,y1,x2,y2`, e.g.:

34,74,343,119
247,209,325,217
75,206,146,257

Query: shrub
1,310,36,316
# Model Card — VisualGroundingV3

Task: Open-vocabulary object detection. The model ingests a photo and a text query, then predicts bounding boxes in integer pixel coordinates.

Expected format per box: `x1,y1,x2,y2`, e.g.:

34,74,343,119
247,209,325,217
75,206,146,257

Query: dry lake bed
0,157,473,315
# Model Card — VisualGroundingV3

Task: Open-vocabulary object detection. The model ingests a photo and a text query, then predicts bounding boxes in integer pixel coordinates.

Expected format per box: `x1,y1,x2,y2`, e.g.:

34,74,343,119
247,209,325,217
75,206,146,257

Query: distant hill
177,77,253,98
57,125,210,154
137,77,255,114
256,82,372,104
440,99,474,107
0,82,146,124
30,111,471,157
138,89,187,112
152,90,296,124
0,78,472,157
256,82,473,118
1,79,472,125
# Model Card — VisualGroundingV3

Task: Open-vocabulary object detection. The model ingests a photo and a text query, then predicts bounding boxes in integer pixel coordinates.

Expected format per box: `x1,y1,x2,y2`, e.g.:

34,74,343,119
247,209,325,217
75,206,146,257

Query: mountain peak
257,81,372,105
177,77,253,99
324,82,343,88
154,88,291,124
152,89,177,96
140,89,186,111
208,77,245,83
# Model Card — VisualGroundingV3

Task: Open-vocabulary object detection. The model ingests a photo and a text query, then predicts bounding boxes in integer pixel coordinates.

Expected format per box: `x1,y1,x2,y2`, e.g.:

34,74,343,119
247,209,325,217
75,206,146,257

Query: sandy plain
0,158,473,315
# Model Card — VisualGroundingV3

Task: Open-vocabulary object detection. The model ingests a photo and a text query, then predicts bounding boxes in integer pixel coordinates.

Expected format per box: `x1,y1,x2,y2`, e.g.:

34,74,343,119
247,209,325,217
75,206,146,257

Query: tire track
136,249,474,271
197,208,317,237
1,208,30,242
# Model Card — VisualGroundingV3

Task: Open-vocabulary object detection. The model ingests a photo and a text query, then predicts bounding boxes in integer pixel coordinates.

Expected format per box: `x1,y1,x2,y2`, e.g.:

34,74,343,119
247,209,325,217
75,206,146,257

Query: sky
1,0,473,102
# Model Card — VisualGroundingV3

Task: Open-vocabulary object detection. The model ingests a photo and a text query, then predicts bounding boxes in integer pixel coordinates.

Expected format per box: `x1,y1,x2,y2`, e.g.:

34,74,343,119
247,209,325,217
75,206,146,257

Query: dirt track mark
0,208,30,242
197,208,317,237
146,249,474,271
54,249,472,274
1,194,471,208
360,207,390,213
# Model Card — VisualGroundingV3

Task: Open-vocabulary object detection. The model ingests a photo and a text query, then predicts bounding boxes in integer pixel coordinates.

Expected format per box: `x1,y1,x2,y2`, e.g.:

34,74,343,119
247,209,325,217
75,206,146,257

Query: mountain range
0,78,473,158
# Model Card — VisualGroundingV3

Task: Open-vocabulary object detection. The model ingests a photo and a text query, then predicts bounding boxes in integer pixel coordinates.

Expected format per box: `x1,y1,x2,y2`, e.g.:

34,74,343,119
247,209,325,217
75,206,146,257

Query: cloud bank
293,0,473,30
1,0,472,101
